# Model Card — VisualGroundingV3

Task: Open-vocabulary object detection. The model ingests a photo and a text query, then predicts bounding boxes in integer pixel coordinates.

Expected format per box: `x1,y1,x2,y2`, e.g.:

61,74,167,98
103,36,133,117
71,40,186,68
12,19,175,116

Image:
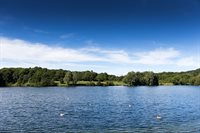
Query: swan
60,113,64,117
156,115,161,119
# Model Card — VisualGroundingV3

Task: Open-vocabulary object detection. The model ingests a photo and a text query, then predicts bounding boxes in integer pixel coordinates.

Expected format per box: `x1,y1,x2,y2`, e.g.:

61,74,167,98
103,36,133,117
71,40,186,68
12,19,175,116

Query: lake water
0,86,200,132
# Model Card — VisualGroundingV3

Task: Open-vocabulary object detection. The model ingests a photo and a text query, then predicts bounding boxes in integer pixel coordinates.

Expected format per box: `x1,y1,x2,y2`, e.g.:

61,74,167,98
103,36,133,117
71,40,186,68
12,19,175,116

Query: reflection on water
0,86,200,132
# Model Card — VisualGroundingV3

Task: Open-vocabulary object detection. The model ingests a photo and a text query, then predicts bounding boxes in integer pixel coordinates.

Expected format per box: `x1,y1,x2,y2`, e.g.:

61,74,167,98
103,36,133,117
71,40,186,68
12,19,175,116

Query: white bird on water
60,113,64,117
156,115,161,120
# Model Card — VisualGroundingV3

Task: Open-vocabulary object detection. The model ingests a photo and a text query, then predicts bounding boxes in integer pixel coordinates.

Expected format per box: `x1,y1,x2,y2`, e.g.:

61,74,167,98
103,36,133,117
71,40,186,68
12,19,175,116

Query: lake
0,86,200,132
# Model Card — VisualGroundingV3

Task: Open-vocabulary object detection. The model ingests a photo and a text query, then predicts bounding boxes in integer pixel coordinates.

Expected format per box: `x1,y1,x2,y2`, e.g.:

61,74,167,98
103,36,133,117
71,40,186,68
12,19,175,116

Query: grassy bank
55,81,127,87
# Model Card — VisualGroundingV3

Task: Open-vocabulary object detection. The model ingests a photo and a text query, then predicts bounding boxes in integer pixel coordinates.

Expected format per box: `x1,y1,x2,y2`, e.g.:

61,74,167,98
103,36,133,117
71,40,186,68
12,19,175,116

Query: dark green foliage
40,72,56,86
72,72,78,85
82,71,97,81
144,72,159,86
158,69,200,85
96,73,108,81
0,67,57,87
105,81,114,86
96,81,103,86
0,68,14,84
123,72,138,86
63,72,73,85
0,73,6,86
123,71,159,86
54,69,66,83
0,67,200,87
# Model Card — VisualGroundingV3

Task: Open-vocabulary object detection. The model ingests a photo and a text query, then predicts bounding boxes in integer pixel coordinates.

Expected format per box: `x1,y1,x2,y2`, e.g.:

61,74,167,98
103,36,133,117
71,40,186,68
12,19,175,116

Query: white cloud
0,36,199,74
0,37,104,63
176,57,200,67
134,48,180,65
80,47,132,64
0,37,132,68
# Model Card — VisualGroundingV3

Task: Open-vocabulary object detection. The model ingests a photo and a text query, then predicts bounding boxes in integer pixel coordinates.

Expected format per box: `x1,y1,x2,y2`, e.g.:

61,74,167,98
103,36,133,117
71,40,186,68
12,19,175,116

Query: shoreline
1,67,200,87
1,84,199,88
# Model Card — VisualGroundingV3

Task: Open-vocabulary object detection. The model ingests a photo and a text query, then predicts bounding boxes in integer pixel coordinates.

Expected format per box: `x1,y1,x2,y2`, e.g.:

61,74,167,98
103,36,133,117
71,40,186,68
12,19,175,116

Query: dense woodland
0,67,200,87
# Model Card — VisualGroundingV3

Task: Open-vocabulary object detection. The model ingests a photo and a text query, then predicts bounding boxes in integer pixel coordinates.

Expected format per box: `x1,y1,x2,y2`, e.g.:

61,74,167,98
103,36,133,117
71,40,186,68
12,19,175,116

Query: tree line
0,67,200,87
158,69,200,85
0,67,122,87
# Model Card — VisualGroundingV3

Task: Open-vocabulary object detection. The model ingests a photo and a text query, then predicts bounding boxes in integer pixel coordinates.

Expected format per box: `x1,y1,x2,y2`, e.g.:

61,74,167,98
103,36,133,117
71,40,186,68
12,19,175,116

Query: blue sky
0,0,200,75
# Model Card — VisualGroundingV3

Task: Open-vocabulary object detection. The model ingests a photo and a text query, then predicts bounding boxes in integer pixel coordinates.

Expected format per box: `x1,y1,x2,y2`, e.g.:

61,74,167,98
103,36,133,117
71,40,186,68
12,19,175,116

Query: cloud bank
0,37,199,74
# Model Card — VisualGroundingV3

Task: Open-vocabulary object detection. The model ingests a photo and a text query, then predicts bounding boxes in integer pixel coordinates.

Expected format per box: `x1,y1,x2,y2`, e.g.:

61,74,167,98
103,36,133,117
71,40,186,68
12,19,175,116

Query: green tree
144,72,159,86
64,72,73,85
28,68,43,86
96,73,108,81
194,74,200,85
54,69,66,83
40,71,56,86
72,72,78,85
0,73,6,86
82,71,97,81
123,72,139,86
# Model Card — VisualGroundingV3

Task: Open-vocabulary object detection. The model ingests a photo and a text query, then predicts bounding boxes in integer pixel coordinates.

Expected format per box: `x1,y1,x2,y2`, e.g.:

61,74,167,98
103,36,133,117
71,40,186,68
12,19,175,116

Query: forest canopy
0,67,200,87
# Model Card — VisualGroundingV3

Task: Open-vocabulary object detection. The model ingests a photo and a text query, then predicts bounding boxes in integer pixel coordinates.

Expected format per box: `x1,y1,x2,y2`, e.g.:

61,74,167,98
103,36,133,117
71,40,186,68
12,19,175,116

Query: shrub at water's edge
0,67,200,87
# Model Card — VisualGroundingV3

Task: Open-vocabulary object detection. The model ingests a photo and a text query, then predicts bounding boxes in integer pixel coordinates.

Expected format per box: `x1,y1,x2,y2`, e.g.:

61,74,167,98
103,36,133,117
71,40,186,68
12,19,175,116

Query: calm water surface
0,86,200,132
